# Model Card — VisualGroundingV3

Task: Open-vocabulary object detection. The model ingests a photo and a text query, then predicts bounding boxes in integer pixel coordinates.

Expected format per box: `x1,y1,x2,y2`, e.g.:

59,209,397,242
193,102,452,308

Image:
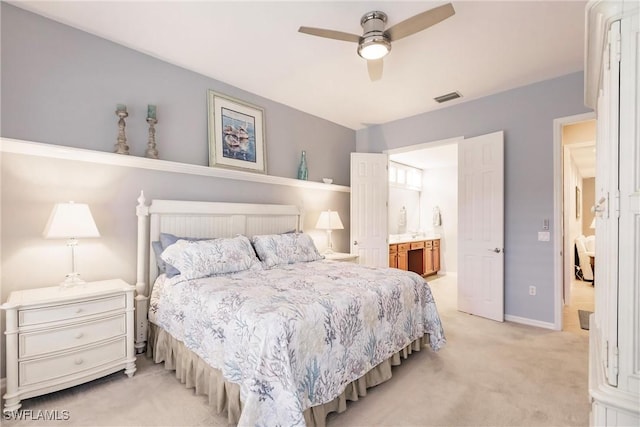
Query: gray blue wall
357,72,592,324
0,3,353,184
0,3,354,378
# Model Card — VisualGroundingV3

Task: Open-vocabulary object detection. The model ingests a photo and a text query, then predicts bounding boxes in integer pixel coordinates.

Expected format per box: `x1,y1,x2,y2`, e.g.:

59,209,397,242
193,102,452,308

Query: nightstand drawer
19,294,126,326
19,337,127,387
19,315,126,358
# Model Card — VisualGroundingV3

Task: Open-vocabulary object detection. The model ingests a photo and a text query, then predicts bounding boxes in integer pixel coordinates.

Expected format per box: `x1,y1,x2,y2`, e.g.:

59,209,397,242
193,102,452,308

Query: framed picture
575,186,581,218
208,90,266,173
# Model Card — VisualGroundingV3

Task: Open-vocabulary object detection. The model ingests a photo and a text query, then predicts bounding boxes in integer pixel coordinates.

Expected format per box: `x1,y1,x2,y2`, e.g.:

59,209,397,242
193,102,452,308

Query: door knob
487,248,502,253
353,241,358,246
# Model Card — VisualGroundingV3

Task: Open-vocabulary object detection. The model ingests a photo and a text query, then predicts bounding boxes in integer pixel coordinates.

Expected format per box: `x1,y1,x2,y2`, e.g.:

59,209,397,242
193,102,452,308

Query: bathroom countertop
389,233,441,244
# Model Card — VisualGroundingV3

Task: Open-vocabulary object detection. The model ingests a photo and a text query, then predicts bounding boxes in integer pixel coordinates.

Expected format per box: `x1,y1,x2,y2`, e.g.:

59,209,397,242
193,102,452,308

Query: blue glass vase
297,150,308,180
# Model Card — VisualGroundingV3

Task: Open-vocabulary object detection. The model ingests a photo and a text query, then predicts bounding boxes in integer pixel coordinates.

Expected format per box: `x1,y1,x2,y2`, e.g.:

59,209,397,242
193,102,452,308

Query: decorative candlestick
145,117,159,159
114,104,129,155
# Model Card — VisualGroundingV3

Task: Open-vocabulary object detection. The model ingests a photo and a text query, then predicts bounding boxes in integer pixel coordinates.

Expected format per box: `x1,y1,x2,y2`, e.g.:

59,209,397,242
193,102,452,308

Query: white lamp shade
315,210,344,230
43,202,100,239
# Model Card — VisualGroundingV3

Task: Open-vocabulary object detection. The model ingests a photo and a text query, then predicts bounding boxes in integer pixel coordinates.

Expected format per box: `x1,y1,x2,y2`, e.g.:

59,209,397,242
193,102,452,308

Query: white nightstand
2,279,136,413
323,252,359,263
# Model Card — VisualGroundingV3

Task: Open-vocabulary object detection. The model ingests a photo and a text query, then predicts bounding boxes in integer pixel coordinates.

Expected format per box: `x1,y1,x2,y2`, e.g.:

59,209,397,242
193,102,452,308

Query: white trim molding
0,138,351,193
504,314,556,330
552,112,597,332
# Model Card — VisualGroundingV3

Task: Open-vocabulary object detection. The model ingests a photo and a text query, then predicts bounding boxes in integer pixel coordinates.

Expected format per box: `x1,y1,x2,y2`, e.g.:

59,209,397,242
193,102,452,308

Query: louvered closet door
594,20,620,388
617,12,639,396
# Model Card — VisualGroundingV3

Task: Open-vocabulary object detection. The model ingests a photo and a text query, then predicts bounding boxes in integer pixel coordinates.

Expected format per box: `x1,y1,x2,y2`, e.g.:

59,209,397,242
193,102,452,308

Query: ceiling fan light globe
358,37,391,60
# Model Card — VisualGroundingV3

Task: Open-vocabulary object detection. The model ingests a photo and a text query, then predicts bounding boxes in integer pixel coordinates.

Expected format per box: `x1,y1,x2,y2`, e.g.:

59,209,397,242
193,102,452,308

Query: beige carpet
3,275,589,426
563,278,595,335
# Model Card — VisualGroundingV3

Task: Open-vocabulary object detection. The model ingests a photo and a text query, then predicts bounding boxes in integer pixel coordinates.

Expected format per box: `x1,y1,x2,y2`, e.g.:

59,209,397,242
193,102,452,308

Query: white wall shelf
0,138,351,193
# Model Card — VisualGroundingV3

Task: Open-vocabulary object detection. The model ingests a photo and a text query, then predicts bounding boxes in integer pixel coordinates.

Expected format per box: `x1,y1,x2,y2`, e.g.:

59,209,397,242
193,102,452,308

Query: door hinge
605,341,619,386
629,192,640,214
614,189,620,218
606,26,621,69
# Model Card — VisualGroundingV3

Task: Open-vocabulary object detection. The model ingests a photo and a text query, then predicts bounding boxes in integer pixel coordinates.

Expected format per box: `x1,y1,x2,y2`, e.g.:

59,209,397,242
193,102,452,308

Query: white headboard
133,191,302,352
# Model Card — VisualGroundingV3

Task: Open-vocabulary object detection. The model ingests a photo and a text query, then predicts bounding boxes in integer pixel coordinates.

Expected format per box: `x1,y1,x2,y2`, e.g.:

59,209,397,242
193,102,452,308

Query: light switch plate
538,231,550,241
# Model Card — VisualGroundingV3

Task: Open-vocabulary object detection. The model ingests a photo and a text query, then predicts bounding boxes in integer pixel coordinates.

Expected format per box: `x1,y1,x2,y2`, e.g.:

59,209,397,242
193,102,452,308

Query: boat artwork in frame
208,90,266,173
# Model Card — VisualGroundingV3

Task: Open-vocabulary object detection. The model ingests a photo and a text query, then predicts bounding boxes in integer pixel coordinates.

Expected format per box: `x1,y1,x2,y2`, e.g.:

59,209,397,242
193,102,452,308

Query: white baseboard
505,314,557,330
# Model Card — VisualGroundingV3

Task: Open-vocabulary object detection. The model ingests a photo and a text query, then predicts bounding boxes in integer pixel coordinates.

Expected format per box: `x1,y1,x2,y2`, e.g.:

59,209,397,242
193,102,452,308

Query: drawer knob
74,332,84,339
75,308,83,314
74,358,83,365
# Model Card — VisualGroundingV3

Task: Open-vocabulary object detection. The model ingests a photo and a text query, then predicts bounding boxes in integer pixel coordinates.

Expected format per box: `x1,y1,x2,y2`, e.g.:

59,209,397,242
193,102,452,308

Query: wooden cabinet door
433,239,441,272
389,244,397,268
424,246,434,274
397,251,408,271
423,240,433,275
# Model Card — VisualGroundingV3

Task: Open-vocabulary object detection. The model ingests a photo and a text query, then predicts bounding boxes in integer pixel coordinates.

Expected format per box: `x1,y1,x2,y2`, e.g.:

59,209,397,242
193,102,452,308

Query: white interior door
350,152,389,267
457,131,505,322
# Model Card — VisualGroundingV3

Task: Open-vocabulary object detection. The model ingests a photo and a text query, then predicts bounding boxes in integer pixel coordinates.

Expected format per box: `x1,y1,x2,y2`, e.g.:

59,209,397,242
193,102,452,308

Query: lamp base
60,273,86,288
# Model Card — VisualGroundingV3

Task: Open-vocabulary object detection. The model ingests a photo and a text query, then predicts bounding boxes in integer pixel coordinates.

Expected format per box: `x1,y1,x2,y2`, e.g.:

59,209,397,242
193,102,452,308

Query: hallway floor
563,278,595,335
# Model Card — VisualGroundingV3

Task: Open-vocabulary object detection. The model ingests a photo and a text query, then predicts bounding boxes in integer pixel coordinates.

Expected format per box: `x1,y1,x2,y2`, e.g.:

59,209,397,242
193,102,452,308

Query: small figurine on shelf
145,104,159,159
297,150,308,180
114,104,129,155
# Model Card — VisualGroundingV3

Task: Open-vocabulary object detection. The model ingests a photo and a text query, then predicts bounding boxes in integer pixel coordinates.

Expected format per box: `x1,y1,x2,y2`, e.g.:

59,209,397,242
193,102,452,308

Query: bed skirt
147,323,429,427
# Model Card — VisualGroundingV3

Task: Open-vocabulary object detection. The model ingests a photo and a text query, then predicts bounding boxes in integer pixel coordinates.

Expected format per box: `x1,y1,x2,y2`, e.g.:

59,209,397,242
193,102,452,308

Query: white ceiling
569,143,596,178
10,0,587,130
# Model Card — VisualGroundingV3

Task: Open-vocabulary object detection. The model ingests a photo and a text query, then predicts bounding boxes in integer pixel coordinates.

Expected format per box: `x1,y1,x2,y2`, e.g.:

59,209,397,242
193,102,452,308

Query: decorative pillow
159,233,213,277
160,235,260,280
152,241,166,273
251,233,323,268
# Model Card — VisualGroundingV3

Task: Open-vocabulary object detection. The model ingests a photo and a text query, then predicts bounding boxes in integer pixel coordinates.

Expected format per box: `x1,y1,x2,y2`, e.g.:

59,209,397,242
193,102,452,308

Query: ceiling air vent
434,91,462,103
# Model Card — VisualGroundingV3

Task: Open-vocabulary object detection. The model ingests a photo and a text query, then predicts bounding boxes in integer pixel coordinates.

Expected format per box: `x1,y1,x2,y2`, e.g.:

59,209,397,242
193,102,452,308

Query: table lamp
43,201,100,287
315,210,344,254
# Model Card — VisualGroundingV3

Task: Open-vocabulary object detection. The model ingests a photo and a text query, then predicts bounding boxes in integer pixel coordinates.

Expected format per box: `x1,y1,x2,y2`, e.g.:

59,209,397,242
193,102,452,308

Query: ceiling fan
298,3,455,81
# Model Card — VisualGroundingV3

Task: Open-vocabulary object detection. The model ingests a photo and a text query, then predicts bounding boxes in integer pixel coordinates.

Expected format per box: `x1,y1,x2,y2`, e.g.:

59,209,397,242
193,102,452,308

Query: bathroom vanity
389,235,440,277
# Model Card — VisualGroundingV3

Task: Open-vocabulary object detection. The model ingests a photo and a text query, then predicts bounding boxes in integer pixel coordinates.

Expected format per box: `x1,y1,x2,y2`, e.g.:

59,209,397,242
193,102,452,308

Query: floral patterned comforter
149,260,445,426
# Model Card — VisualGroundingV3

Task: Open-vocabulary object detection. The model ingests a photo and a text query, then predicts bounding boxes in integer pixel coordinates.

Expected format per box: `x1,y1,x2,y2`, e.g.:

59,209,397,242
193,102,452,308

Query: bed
134,192,445,426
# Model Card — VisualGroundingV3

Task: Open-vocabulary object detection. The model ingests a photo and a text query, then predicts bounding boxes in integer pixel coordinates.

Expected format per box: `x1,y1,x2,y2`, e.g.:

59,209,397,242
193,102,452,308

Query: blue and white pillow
251,233,323,268
154,233,213,277
160,235,260,280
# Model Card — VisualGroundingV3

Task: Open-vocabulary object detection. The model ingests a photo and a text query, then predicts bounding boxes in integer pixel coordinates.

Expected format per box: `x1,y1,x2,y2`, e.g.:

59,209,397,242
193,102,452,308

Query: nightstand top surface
2,279,134,308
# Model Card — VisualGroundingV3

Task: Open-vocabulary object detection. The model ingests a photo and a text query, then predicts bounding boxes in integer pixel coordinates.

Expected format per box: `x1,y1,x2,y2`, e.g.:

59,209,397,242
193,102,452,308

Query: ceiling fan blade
367,59,384,82
385,3,455,42
298,27,360,43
